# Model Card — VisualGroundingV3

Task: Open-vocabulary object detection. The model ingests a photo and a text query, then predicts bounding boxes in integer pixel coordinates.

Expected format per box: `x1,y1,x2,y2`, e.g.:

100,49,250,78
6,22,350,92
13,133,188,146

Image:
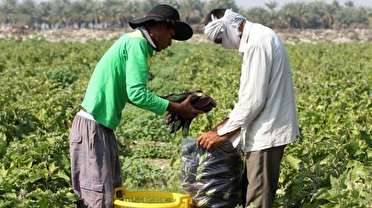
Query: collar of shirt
238,21,253,53
138,27,157,50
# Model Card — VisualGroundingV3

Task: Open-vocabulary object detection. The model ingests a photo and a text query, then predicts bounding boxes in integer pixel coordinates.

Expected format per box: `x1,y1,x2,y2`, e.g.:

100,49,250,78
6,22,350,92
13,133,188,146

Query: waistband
76,109,95,121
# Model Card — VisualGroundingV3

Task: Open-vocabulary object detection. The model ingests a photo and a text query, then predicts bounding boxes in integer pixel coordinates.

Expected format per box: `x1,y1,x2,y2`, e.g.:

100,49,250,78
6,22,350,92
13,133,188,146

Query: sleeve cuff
157,98,170,115
217,122,240,136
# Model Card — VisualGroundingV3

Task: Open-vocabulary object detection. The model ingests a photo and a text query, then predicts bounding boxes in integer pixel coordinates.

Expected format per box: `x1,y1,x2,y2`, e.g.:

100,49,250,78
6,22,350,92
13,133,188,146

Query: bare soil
1,27,371,43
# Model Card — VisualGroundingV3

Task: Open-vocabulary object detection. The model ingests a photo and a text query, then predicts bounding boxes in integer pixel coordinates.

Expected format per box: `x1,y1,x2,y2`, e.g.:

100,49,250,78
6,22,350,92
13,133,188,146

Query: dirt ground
1,27,372,43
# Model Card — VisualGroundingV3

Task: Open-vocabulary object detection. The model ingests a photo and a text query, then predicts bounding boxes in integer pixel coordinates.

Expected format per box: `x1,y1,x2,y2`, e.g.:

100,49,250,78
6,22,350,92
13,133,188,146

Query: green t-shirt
81,30,169,129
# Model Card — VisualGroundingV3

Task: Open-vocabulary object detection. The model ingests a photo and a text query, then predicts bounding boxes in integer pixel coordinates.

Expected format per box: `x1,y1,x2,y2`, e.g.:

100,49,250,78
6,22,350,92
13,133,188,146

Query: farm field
0,39,371,207
1,28,372,43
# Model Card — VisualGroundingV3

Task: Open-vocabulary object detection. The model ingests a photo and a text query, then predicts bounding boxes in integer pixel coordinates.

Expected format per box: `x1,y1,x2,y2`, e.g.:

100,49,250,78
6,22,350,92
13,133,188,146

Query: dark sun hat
129,4,193,41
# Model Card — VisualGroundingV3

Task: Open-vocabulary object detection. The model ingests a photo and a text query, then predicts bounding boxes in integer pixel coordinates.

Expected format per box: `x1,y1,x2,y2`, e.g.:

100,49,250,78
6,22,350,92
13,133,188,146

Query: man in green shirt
69,5,199,207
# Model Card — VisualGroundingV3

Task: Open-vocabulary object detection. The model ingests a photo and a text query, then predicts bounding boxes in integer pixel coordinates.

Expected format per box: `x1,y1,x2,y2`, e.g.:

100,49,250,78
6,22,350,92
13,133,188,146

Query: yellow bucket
113,187,192,208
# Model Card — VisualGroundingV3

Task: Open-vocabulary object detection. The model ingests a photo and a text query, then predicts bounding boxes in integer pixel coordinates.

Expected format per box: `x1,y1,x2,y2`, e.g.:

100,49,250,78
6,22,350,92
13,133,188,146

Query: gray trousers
242,145,286,208
69,115,122,208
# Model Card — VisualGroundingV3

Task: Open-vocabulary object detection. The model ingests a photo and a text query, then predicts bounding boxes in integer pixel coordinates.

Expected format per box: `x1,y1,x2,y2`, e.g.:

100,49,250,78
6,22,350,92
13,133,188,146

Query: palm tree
0,0,18,25
15,0,37,27
265,0,277,12
178,0,204,24
204,0,238,13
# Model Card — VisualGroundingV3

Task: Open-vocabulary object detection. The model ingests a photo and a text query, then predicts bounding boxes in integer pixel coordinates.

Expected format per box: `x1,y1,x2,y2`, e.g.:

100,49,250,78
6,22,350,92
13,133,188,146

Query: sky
235,0,372,8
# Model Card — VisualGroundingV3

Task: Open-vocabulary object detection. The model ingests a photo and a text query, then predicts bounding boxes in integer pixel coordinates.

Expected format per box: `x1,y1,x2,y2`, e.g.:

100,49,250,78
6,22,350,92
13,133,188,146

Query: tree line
0,0,371,30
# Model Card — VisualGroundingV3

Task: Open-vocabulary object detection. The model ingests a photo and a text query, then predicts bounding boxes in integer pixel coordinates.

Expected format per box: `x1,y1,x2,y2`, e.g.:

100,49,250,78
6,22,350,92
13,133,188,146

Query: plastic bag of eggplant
163,91,217,137
181,137,244,208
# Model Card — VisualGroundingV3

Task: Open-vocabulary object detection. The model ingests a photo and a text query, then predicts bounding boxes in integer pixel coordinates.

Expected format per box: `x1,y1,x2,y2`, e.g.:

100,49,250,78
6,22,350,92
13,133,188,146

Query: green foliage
0,132,76,207
0,39,371,207
275,43,372,207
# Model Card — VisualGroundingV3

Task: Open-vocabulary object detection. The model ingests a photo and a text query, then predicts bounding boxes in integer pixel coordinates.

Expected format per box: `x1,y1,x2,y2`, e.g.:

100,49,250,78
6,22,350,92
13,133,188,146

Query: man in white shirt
197,8,299,208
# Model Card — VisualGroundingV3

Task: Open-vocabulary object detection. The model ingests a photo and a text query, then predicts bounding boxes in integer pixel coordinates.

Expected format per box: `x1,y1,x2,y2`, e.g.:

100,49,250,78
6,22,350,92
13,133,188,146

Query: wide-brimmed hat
129,4,193,41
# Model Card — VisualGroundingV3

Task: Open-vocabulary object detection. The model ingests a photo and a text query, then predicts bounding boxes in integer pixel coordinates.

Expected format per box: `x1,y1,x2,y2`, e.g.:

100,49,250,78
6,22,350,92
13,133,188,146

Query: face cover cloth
204,9,246,49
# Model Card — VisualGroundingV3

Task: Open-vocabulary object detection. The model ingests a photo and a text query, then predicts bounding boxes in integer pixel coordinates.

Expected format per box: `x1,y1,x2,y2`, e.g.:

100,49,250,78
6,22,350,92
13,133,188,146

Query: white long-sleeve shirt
217,21,299,152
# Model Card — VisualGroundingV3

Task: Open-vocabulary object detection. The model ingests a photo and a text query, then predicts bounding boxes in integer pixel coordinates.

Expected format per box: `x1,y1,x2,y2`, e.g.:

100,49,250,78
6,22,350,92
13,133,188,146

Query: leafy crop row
0,39,370,207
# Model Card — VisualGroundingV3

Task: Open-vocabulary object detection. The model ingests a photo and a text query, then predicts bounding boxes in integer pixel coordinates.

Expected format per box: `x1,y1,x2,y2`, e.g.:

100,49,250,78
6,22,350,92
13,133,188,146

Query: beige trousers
242,145,286,208
69,114,122,208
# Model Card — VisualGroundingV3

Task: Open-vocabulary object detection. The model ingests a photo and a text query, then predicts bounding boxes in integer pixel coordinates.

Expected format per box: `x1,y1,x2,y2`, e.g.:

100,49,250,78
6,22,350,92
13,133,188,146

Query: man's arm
217,44,273,136
126,38,200,119
126,37,169,115
197,118,240,150
198,44,273,149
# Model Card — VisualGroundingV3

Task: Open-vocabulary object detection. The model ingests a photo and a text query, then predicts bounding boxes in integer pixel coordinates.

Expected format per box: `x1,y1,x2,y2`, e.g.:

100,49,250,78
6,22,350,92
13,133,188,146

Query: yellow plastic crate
113,187,192,208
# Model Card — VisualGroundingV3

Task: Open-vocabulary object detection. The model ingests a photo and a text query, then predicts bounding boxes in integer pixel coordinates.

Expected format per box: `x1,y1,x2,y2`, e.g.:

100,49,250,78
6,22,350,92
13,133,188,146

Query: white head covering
204,9,246,49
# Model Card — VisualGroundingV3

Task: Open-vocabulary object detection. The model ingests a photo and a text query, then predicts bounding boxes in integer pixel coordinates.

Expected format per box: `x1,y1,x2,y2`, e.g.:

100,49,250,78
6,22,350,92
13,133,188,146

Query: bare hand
197,131,227,150
170,95,202,119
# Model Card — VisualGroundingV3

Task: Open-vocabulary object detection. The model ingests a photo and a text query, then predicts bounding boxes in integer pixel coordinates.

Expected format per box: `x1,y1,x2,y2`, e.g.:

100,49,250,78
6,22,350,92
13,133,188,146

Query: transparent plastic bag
181,137,244,208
